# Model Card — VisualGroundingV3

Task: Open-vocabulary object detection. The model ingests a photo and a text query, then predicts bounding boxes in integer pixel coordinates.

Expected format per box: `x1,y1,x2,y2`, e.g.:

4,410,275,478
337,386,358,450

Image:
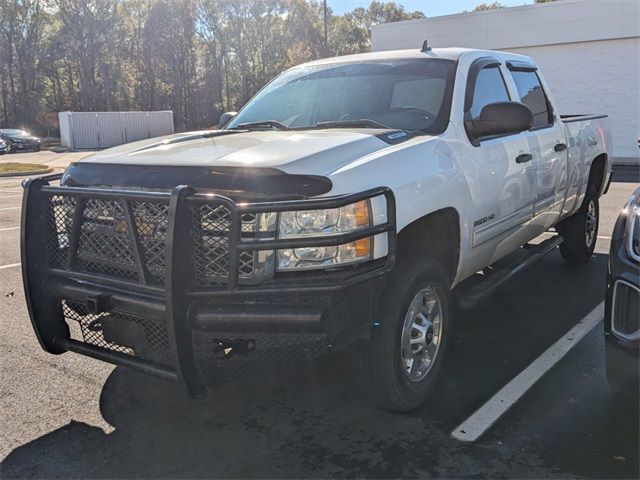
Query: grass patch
0,162,49,174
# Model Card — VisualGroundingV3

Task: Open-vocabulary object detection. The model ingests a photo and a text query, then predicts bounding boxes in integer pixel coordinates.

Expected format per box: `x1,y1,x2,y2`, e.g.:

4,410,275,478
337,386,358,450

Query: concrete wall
371,0,640,164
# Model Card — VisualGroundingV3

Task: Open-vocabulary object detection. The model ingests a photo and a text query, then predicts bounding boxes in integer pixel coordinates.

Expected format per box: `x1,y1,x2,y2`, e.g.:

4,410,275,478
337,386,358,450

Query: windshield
226,59,456,133
0,129,28,137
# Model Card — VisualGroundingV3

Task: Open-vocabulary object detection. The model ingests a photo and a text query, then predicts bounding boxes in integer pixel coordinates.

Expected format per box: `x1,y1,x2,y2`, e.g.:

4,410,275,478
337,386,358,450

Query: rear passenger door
506,62,567,236
462,59,536,265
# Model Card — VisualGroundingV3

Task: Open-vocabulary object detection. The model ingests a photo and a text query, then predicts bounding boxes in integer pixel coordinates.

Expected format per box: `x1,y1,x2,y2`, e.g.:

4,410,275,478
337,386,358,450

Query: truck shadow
3,253,629,479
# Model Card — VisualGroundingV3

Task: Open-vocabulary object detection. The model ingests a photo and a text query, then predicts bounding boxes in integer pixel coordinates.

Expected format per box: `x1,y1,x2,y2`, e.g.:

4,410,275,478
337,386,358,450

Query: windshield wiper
313,119,390,130
230,120,290,131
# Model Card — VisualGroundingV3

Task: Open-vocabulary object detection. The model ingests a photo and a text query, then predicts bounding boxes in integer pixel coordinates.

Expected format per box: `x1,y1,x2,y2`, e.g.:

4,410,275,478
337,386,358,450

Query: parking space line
0,226,19,232
451,301,604,443
0,262,21,270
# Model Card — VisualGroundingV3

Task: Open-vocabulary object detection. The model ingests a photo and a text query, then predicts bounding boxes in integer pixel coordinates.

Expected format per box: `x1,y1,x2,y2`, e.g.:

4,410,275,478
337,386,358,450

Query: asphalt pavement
0,154,638,478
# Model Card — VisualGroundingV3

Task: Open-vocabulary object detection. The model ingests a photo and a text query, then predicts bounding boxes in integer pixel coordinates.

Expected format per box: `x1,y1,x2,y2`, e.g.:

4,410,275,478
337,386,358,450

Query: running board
458,235,563,309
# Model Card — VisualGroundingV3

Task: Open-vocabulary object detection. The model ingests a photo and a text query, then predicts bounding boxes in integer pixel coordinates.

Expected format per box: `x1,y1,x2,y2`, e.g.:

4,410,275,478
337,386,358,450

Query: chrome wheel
585,199,597,247
400,286,443,382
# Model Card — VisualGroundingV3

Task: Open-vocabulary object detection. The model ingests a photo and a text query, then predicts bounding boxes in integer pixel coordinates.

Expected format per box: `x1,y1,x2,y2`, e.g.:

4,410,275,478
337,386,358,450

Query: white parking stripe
0,226,19,232
0,262,21,270
451,301,604,442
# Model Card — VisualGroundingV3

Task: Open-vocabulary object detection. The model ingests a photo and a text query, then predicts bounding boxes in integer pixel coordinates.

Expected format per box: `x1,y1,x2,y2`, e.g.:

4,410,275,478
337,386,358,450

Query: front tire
351,257,452,412
557,185,599,265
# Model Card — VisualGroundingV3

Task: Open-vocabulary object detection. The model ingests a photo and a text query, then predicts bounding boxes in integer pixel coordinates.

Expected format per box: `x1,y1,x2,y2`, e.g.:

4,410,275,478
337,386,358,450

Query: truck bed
560,114,608,123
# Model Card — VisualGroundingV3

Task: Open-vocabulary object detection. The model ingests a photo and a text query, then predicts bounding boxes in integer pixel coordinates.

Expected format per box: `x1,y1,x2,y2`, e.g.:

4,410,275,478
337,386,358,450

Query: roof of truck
298,47,532,68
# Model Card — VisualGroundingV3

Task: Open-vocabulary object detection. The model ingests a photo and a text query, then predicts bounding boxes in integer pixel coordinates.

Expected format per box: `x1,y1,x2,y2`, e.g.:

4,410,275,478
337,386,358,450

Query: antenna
421,40,431,52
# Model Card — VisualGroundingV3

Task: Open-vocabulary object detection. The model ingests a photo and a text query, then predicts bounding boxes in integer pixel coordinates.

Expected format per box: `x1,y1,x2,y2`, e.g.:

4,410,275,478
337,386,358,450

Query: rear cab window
508,67,553,128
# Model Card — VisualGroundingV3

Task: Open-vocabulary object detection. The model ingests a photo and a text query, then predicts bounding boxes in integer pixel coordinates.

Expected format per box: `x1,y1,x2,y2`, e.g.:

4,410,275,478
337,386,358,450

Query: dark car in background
0,129,41,153
605,186,640,396
0,138,7,154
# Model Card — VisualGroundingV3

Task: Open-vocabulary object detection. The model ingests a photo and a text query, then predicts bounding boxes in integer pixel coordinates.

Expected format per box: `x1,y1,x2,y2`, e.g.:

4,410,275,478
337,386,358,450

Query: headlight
624,192,640,261
277,200,372,270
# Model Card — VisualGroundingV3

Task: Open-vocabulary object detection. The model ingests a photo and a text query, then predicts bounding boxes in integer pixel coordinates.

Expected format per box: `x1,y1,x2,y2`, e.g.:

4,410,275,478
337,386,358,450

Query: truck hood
77,129,406,176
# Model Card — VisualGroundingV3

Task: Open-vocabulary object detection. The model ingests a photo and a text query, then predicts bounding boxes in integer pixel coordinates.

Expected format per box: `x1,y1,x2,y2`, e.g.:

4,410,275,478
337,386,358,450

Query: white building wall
371,0,640,164
508,38,639,162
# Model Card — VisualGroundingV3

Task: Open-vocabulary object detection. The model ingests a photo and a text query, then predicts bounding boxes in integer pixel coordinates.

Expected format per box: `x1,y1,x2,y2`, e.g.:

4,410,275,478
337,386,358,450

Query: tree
0,0,427,135
472,2,506,11
329,1,424,55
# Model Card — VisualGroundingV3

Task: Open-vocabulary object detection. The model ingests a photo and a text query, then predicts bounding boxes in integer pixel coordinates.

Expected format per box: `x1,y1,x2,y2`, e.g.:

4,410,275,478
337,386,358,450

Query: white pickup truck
22,47,611,411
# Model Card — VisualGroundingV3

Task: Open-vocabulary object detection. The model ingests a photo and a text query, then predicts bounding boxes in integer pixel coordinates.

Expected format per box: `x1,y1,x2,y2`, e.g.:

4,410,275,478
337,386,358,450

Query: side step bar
458,235,564,309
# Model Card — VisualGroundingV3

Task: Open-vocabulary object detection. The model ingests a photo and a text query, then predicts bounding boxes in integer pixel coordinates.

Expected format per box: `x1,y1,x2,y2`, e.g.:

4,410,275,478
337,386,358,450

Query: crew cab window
469,67,510,118
510,70,553,127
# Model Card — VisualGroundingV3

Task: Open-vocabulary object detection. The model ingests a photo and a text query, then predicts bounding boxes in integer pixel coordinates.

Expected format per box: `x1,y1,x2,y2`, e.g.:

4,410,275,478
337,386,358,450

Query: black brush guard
21,173,396,397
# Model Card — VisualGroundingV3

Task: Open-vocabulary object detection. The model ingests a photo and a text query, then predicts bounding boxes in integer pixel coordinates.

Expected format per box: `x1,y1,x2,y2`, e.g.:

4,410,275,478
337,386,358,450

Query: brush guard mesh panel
62,300,172,366
46,195,260,288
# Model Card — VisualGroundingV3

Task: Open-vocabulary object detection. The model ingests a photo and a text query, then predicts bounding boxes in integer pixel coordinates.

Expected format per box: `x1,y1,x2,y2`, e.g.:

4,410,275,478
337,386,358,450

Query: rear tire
351,257,452,412
557,185,599,265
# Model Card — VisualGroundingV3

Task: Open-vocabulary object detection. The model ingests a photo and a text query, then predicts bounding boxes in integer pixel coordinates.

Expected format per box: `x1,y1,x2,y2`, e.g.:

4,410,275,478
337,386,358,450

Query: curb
0,166,54,178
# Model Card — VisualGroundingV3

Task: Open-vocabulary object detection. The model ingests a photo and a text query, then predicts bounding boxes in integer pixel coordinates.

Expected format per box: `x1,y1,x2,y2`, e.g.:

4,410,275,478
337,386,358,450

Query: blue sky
328,0,534,17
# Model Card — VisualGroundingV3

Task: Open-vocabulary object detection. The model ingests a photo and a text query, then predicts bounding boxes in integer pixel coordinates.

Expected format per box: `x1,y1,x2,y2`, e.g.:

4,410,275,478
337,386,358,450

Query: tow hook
212,338,257,359
86,293,112,314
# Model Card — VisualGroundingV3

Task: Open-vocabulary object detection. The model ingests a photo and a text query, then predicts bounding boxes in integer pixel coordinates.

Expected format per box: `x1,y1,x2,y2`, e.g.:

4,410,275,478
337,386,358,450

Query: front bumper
21,174,396,397
605,337,639,394
604,220,639,394
10,140,40,151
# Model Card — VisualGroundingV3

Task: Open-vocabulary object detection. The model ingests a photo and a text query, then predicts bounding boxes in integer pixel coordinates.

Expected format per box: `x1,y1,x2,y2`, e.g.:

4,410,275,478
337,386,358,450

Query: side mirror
467,102,533,139
218,111,237,128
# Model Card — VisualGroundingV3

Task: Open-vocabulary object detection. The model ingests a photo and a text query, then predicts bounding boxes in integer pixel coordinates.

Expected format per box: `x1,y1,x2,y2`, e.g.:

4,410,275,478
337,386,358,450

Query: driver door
461,61,536,268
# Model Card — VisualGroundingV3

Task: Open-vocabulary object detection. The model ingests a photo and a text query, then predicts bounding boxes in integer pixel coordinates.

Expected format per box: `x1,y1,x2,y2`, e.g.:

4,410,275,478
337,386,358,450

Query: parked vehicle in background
0,129,41,152
0,139,7,155
22,47,612,411
605,187,640,397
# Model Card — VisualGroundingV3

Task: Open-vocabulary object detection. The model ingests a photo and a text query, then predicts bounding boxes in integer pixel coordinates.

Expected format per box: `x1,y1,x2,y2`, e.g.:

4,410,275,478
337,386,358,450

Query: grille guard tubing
21,173,397,397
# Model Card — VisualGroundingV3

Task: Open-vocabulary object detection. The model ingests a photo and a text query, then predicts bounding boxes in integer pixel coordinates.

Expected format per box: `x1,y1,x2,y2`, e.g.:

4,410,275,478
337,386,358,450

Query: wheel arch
396,207,461,286
588,153,608,196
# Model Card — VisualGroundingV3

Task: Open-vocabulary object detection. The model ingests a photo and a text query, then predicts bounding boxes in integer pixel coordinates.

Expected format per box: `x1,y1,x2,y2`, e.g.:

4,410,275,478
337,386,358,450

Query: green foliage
472,2,506,11
0,0,424,134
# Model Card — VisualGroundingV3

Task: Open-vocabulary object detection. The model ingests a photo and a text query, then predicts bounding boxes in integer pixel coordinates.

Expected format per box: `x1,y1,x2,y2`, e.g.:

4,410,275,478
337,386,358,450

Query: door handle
554,143,567,152
516,153,533,163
